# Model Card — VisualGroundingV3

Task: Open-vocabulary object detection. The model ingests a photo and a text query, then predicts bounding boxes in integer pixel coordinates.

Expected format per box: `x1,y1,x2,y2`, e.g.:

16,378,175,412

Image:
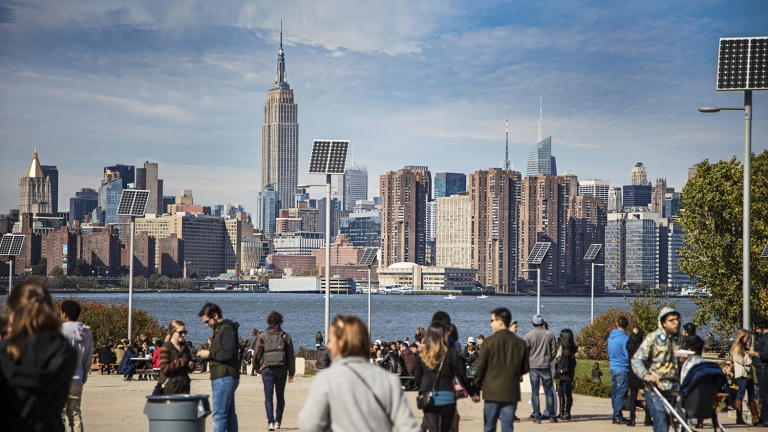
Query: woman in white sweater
298,314,420,432
730,328,757,425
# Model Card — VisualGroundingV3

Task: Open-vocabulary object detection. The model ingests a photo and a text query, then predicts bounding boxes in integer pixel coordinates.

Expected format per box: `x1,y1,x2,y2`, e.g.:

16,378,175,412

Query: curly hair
267,310,283,328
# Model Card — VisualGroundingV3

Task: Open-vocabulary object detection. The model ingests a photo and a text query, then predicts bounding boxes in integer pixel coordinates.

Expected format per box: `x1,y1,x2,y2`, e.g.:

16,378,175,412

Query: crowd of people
3,278,767,432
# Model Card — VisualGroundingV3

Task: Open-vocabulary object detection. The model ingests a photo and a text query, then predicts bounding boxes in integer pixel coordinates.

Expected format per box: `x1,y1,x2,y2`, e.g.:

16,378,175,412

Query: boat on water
379,284,415,294
477,294,489,299
444,295,456,299
678,288,710,297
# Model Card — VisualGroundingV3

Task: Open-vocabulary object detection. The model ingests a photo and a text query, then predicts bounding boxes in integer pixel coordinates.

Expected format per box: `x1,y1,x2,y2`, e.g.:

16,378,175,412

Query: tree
50,266,64,277
31,258,48,276
72,259,91,277
575,308,639,360
678,152,768,335
625,291,678,336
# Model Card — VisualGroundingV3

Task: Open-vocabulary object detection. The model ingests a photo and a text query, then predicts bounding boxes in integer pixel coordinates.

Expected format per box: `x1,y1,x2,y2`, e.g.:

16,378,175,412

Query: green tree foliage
625,291,678,335
31,258,47,276
575,308,638,360
678,152,768,335
572,375,611,398
72,259,92,277
50,265,64,277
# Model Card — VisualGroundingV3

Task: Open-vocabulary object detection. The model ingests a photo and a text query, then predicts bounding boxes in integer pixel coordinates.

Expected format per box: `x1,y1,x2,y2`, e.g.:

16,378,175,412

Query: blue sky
1,0,766,213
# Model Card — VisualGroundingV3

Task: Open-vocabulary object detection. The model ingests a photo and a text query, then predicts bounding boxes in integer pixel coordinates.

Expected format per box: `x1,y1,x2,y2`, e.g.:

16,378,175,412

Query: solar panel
583,244,603,261
0,234,25,256
762,243,768,258
359,247,379,266
717,37,768,91
309,140,349,174
117,190,150,216
526,242,551,265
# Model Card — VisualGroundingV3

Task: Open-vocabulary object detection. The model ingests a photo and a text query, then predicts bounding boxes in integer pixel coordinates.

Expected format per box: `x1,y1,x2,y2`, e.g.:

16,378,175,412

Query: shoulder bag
417,359,444,410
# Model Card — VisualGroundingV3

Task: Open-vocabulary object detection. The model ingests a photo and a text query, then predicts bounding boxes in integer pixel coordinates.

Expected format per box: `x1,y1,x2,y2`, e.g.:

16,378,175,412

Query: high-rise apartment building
608,187,623,212
261,30,299,209
69,188,99,226
158,233,184,278
256,186,279,235
578,179,610,203
128,231,156,278
343,164,368,211
630,162,648,186
435,194,472,269
434,173,467,198
224,218,241,274
40,165,58,214
664,192,680,219
18,150,53,216
605,211,658,289
318,198,339,239
380,166,432,267
80,227,121,276
42,226,78,276
426,201,437,240
470,169,520,292
339,210,381,247
666,221,690,290
287,206,320,233
564,195,606,293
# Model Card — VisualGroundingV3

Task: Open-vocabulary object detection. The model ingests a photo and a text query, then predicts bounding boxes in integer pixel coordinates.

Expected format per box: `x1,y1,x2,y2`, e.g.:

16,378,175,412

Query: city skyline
1,1,767,214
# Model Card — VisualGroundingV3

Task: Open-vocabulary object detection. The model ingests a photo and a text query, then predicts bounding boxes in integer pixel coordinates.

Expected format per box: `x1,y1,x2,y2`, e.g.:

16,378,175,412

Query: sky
1,0,766,213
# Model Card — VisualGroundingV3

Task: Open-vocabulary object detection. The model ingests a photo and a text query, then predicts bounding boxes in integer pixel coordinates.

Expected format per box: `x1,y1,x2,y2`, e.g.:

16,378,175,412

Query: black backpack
262,332,287,367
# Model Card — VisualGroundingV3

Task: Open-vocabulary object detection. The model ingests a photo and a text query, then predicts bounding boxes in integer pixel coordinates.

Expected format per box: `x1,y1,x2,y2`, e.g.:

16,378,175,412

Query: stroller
652,355,727,432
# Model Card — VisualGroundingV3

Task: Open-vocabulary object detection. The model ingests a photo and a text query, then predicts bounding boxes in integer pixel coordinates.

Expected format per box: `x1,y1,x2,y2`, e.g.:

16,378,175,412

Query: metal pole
591,261,595,323
9,259,13,296
324,174,331,343
128,219,135,342
743,90,752,330
536,267,541,315
368,265,372,334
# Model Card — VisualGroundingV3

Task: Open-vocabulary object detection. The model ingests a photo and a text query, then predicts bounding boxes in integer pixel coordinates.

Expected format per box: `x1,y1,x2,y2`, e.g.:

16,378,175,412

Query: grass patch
573,359,611,398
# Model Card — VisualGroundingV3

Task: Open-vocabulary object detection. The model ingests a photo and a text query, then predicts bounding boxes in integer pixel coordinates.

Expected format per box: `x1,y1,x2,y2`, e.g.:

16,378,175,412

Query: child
592,362,603,384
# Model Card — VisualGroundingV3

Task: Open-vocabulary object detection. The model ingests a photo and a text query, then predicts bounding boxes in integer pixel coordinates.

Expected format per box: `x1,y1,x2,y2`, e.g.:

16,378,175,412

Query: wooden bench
90,362,119,375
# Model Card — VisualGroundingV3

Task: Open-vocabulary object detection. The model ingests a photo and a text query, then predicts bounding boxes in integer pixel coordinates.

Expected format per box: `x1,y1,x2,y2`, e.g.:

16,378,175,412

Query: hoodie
0,333,78,432
631,307,682,392
61,321,94,386
607,329,630,371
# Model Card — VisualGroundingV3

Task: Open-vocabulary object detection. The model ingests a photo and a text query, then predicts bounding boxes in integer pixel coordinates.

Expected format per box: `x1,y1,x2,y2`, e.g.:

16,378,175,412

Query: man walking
747,317,768,426
197,303,241,432
254,311,296,431
632,307,682,432
523,313,557,423
60,300,93,432
608,316,630,424
474,307,529,432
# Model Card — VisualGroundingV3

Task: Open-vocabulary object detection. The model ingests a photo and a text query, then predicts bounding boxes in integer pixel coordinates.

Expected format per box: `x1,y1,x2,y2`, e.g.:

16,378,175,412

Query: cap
467,337,475,343
532,314,544,326
754,316,768,326
374,340,381,344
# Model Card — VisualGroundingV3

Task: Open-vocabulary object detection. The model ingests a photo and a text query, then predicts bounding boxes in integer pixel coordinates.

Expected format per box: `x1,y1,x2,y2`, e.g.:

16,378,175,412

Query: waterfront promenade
82,372,761,431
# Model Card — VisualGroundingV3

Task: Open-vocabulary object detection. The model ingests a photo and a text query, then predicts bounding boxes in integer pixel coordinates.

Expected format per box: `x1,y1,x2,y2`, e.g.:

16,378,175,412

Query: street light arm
698,107,745,113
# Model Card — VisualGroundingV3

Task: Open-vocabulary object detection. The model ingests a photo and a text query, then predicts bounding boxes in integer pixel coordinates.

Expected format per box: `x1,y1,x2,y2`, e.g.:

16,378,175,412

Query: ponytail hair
165,319,185,342
4,280,60,362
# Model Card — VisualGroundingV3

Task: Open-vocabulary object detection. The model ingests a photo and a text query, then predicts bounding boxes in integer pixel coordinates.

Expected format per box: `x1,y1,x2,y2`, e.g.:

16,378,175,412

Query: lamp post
699,96,753,329
357,247,379,335
116,189,150,343
521,269,541,314
584,244,604,323
524,241,551,315
590,263,605,323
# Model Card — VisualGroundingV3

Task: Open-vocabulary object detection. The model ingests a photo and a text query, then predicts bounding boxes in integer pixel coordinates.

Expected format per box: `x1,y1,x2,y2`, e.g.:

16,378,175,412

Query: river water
15,293,703,349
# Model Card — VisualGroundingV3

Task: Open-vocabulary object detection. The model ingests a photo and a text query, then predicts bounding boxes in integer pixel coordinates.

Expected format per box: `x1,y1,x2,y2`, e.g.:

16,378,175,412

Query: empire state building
261,28,299,209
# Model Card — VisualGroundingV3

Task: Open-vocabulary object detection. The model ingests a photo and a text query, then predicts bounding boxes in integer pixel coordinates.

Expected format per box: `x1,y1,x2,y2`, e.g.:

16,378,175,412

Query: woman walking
731,329,759,425
626,327,651,427
555,329,577,421
0,280,77,432
157,320,196,395
299,314,419,432
414,323,468,432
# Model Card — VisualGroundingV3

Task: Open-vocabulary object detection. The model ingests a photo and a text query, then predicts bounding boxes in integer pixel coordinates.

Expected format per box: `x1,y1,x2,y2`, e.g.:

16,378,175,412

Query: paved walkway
81,372,761,431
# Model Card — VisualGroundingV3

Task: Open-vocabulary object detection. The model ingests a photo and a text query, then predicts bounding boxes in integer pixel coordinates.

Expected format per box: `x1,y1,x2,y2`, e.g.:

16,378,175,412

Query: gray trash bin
144,394,211,432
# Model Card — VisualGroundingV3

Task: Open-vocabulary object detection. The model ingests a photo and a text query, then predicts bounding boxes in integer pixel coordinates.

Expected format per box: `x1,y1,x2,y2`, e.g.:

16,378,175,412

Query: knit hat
532,314,544,327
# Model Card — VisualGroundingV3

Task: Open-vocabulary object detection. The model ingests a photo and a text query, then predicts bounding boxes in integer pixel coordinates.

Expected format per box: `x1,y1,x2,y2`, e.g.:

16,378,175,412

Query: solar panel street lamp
700,36,767,330
525,242,551,315
306,140,349,343
0,234,25,295
584,244,604,324
762,243,768,259
117,189,150,342
359,247,379,335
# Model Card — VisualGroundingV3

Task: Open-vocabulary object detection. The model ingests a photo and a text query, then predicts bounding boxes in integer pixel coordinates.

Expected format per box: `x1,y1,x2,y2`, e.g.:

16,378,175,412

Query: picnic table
130,357,158,380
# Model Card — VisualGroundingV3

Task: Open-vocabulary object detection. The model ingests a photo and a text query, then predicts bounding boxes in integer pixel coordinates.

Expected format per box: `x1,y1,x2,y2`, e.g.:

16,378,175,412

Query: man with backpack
254,311,296,431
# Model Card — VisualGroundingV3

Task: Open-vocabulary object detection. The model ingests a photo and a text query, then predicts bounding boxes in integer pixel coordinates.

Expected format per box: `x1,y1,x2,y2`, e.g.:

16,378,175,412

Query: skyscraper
608,187,623,212
630,162,648,186
651,178,667,214
99,169,123,224
69,188,99,226
104,165,135,189
622,184,652,209
256,186,279,235
434,173,467,198
435,194,472,269
343,163,368,211
18,149,52,215
261,26,299,209
564,195,606,293
136,161,163,214
469,169,520,292
40,165,58,214
605,211,658,289
526,99,557,177
380,166,431,266
578,179,610,202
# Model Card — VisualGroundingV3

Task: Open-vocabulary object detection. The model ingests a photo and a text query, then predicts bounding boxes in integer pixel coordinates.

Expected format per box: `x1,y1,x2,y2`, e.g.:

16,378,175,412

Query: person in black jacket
626,327,651,427
555,329,577,421
0,280,77,432
97,339,116,374
682,323,704,356
315,343,331,371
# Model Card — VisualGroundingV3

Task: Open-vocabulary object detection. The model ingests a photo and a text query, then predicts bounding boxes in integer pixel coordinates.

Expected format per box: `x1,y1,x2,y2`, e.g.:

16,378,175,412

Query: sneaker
626,420,635,427
533,419,541,424
612,418,627,425
275,422,281,429
513,416,521,423
267,424,275,431
549,417,559,423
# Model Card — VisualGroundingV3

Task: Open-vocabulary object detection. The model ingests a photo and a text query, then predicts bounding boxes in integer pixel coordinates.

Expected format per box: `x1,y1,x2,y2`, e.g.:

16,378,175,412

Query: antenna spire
501,110,511,171
538,96,543,143
280,20,283,49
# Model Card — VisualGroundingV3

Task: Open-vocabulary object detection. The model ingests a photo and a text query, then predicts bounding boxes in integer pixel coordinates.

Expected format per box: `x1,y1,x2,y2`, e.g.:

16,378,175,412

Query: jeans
483,401,517,432
424,403,456,432
645,389,670,432
610,370,629,420
735,376,755,402
61,384,84,432
262,366,288,424
529,368,555,421
211,376,239,432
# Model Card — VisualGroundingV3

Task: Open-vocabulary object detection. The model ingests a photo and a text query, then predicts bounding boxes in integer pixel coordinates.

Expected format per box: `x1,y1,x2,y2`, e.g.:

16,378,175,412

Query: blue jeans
610,370,629,420
262,366,288,424
735,376,755,402
529,368,555,421
483,401,517,432
211,376,239,432
644,389,670,432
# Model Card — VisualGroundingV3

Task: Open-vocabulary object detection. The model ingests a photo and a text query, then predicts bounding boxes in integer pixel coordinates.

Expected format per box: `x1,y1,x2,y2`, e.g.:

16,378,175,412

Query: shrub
625,291,678,336
572,375,611,398
575,308,638,360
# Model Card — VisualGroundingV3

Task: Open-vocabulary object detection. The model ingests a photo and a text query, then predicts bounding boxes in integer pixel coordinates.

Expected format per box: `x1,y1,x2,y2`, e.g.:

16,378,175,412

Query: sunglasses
176,330,188,335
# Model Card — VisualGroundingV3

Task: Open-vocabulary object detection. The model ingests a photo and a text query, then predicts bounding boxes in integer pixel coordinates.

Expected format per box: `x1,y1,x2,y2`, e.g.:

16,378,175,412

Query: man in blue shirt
607,316,630,424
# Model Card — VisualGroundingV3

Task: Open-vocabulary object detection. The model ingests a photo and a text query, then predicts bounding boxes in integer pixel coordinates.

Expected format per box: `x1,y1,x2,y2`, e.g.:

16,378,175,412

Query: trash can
144,394,211,432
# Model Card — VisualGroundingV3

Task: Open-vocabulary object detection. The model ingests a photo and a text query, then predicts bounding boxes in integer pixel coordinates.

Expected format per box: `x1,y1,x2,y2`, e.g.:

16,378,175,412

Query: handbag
452,374,469,399
417,359,444,410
